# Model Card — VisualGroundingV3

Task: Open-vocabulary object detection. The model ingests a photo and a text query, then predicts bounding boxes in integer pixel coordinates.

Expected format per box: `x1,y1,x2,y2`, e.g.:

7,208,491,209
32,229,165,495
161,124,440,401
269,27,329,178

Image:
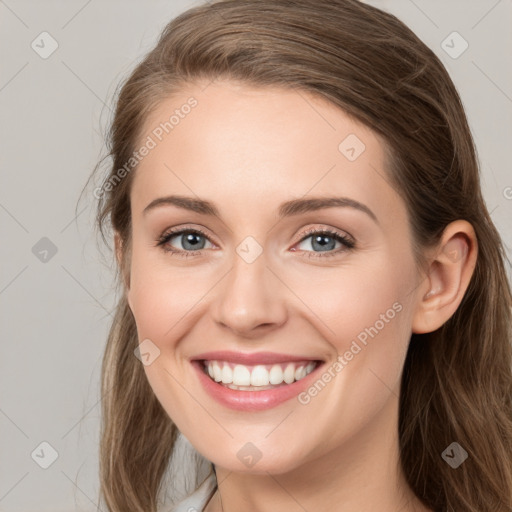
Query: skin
116,80,477,512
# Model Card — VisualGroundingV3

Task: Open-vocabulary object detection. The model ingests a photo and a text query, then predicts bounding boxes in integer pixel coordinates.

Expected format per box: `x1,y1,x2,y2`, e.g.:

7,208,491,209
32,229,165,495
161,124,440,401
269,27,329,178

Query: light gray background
1,1,511,511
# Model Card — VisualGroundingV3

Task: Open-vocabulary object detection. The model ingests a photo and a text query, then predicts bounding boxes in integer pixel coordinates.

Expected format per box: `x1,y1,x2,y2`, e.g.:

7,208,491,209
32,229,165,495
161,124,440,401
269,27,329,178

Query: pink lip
190,355,324,411
192,350,321,365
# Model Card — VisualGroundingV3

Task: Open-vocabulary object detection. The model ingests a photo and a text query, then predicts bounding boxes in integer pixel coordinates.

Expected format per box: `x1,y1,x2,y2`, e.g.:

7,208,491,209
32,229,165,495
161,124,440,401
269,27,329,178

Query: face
124,80,423,475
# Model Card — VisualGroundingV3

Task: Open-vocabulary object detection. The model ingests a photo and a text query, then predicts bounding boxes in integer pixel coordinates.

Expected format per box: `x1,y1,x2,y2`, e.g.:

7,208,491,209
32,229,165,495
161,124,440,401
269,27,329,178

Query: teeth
269,364,284,385
250,365,269,386
221,365,233,384
204,360,317,388
295,366,306,381
283,363,295,384
233,365,251,386
212,363,222,382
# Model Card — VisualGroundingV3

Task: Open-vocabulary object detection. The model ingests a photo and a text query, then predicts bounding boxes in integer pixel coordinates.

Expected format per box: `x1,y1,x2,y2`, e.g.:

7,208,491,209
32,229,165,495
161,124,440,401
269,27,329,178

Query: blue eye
294,228,355,258
156,226,355,259
156,228,213,256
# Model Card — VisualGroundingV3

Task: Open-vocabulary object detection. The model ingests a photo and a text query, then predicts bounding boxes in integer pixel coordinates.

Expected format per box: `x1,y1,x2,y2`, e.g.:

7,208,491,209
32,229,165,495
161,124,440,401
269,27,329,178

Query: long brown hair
88,1,512,510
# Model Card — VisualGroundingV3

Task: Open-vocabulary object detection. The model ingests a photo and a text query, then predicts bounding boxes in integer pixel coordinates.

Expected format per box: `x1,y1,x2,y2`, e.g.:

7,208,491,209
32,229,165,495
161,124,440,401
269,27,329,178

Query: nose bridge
212,241,287,335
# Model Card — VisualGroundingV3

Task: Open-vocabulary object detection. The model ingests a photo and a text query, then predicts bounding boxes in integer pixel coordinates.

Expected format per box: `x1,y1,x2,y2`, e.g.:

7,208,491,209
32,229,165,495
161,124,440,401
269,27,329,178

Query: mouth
202,360,318,390
190,351,325,411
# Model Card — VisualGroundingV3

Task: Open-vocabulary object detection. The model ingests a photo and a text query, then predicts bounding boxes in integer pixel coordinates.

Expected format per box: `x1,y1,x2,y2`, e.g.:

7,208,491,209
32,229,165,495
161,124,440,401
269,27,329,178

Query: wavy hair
87,1,512,510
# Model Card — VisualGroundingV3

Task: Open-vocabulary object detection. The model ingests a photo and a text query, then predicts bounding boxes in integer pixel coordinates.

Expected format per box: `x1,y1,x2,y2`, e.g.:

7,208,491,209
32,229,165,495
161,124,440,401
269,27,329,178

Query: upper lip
192,351,323,365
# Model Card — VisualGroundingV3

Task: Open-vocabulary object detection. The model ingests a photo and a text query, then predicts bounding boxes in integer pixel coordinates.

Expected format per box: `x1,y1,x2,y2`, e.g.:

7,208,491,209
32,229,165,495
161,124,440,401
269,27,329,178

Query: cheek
127,258,206,425
127,250,208,341
286,256,410,345
288,268,414,449
286,255,415,402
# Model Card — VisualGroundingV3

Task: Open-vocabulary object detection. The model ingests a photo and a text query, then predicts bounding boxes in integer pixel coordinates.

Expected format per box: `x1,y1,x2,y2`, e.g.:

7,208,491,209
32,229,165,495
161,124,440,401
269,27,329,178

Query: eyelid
291,226,355,259
292,225,354,246
156,224,355,258
156,225,215,251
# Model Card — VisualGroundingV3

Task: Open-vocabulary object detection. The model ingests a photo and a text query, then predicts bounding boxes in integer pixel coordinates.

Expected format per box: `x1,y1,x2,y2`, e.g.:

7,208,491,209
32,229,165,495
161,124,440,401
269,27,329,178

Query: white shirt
169,472,217,512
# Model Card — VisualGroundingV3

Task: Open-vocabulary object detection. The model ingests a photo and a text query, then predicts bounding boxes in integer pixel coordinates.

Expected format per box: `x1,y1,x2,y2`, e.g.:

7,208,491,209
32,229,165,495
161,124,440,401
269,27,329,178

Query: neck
204,395,431,512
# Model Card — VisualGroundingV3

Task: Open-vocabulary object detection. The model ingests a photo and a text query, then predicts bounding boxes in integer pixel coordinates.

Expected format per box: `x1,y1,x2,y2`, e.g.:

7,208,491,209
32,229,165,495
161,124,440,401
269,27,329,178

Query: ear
412,220,478,334
114,231,132,303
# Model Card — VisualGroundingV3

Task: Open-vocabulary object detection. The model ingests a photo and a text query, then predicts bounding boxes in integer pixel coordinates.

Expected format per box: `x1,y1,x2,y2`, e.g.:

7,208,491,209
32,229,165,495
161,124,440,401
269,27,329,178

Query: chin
198,440,309,476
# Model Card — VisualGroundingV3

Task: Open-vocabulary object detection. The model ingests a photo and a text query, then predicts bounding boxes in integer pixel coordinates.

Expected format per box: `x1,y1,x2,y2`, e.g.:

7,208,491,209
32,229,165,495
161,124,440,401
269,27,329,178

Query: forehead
130,80,401,224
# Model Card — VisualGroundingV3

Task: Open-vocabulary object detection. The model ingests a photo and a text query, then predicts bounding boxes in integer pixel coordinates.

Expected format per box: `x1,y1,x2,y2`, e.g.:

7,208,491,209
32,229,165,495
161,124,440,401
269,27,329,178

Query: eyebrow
143,195,378,224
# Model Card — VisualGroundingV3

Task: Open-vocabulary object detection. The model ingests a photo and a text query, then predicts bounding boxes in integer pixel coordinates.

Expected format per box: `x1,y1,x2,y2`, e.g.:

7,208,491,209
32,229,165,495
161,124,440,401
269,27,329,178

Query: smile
191,351,325,411
203,360,317,390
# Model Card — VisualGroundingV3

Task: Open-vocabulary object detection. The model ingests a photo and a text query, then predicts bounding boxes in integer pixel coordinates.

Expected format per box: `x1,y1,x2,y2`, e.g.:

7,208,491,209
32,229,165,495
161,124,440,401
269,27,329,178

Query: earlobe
412,220,478,334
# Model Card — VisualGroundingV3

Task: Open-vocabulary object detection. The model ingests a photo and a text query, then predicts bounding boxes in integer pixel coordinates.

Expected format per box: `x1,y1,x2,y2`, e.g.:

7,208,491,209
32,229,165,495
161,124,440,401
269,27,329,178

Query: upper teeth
204,361,317,387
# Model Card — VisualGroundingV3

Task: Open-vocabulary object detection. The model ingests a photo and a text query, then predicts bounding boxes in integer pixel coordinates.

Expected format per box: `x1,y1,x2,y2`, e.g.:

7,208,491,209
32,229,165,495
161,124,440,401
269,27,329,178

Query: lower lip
191,360,324,411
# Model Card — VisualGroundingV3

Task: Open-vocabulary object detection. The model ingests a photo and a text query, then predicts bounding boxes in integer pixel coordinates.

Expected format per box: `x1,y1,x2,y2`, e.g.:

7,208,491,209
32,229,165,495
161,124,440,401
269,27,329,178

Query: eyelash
155,226,355,259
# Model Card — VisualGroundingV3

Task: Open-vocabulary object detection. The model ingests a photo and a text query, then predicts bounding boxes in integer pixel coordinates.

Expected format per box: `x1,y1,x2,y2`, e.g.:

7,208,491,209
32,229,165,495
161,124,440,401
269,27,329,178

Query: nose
211,250,288,338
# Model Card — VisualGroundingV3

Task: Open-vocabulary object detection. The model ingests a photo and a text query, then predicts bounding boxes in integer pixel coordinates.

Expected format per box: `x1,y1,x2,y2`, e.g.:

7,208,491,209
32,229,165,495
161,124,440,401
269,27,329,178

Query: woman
89,0,512,511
